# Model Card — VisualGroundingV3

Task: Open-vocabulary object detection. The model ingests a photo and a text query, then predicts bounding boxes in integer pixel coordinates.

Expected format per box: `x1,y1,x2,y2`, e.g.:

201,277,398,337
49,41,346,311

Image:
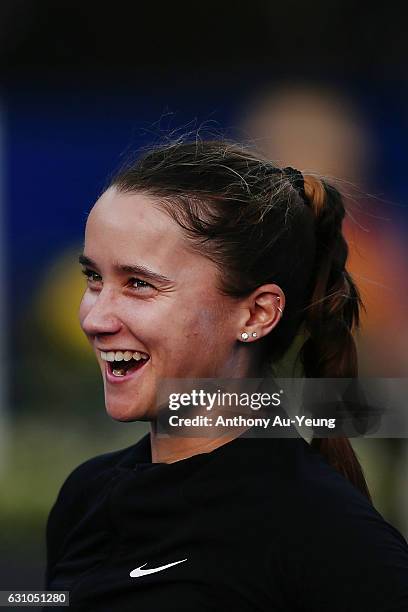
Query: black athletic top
44,429,408,611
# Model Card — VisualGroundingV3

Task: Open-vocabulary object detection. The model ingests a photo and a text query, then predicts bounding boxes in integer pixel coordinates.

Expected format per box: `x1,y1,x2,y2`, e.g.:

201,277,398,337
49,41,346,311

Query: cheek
183,310,219,345
186,291,234,336
160,299,232,359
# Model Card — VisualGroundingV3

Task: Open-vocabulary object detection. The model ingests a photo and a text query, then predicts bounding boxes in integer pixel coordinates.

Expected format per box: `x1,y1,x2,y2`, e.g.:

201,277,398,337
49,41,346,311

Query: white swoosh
130,558,188,578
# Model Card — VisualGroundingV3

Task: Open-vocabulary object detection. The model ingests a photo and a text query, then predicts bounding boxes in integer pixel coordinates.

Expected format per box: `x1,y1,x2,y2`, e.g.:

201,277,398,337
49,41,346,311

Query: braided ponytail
300,175,372,501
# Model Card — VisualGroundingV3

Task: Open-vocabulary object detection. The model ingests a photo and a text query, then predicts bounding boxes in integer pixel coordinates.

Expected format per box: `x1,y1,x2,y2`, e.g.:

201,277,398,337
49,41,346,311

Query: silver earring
241,332,249,341
277,306,283,315
252,332,257,338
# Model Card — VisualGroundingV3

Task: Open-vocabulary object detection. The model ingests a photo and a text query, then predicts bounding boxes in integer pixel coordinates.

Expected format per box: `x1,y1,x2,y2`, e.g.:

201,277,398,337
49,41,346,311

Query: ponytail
299,175,372,502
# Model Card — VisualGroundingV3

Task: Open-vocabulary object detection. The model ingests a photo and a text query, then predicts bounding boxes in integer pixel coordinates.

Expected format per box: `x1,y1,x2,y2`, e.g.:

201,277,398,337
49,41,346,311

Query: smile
100,350,150,379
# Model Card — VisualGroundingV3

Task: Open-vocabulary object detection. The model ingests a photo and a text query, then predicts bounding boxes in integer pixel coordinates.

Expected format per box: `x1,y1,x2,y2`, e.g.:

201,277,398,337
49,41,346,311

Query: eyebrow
78,254,173,285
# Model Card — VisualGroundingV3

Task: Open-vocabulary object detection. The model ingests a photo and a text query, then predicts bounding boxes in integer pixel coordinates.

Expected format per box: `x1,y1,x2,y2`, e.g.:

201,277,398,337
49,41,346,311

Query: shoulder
48,433,149,514
271,437,408,610
44,436,149,586
274,436,407,547
54,443,136,498
45,444,132,538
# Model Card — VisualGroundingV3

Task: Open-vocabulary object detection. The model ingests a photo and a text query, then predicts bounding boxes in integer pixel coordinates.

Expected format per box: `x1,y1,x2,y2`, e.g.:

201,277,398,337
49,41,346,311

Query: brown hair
109,138,371,501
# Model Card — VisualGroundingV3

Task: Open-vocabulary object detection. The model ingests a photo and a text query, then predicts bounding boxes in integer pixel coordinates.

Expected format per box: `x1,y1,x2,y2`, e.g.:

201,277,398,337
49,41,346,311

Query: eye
80,268,154,294
129,277,154,291
81,268,102,284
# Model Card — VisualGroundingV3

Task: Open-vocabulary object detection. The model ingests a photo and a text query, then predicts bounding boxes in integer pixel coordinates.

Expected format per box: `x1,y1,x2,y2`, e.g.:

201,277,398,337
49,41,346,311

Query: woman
44,139,408,611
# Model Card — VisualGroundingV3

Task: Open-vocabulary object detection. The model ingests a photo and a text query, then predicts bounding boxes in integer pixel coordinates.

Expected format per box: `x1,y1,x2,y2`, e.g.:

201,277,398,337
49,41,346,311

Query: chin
104,397,153,422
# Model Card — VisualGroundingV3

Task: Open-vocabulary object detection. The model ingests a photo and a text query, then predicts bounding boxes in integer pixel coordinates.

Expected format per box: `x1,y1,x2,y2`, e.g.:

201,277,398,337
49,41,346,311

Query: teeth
100,350,149,361
112,368,126,377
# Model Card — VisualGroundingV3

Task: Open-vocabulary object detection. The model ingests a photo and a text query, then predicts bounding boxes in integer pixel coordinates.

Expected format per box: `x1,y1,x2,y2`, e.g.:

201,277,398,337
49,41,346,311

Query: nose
81,289,123,337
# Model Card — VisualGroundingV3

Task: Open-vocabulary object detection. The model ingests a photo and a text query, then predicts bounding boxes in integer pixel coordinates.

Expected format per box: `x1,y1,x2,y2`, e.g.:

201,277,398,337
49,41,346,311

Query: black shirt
44,431,408,611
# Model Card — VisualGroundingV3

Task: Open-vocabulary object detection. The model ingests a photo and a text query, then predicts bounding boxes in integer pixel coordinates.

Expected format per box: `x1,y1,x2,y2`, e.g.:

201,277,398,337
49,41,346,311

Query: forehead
87,187,181,245
84,187,215,281
85,188,188,257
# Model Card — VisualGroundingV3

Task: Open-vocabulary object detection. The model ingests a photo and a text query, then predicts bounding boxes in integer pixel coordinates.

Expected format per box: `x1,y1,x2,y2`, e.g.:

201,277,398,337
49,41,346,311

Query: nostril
82,312,123,336
80,291,123,336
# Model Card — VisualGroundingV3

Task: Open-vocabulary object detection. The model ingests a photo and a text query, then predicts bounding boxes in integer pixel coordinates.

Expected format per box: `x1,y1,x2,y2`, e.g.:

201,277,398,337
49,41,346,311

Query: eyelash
81,268,153,291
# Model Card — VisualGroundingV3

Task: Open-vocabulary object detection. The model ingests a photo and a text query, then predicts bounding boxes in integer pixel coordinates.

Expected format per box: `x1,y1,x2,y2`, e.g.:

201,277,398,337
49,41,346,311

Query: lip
104,358,149,385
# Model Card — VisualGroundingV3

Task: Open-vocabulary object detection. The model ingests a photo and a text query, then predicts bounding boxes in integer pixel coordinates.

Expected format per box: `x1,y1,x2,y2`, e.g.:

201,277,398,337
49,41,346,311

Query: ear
237,284,285,342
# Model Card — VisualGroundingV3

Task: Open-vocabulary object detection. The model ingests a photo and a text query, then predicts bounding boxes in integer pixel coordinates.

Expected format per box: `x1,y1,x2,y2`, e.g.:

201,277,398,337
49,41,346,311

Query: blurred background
1,0,407,590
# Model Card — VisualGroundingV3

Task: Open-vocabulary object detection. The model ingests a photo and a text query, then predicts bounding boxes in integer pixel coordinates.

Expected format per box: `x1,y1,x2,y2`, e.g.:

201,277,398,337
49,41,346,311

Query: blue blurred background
1,0,407,591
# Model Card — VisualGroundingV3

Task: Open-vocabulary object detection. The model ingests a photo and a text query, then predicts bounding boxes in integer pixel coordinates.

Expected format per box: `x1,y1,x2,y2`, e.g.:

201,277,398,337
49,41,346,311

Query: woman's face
79,188,248,421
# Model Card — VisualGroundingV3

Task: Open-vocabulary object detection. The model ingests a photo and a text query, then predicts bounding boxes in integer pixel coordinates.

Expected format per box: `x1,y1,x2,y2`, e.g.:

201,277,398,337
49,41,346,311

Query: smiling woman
77,187,243,424
43,138,408,611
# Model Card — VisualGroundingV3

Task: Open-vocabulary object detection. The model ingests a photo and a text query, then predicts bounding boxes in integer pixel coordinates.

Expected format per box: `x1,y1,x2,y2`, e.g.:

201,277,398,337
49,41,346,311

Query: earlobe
240,331,258,342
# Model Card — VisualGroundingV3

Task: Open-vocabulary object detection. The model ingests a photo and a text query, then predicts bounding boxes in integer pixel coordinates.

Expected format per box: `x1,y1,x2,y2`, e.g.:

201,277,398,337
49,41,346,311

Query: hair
109,137,371,501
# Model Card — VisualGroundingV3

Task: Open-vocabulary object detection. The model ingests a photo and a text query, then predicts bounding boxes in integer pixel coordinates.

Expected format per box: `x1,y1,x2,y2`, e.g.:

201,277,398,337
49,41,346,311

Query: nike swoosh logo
130,558,188,578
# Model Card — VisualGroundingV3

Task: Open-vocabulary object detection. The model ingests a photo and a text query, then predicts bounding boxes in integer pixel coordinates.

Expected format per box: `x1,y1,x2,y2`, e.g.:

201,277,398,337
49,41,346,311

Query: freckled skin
79,188,254,422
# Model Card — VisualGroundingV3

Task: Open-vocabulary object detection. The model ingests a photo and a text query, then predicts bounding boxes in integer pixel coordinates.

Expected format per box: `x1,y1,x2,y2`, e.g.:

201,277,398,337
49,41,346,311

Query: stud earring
252,332,257,338
241,332,249,341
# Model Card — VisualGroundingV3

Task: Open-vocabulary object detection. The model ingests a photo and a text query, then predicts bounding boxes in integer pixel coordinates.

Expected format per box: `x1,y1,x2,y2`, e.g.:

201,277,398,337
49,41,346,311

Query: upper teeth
100,350,148,362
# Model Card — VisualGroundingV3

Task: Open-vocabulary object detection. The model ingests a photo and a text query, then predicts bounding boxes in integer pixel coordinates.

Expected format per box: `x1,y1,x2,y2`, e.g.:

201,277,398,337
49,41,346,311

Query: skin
79,187,285,463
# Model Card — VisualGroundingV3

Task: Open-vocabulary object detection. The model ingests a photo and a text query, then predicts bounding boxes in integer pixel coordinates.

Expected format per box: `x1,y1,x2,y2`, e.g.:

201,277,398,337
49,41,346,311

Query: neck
150,349,262,463
150,422,250,463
